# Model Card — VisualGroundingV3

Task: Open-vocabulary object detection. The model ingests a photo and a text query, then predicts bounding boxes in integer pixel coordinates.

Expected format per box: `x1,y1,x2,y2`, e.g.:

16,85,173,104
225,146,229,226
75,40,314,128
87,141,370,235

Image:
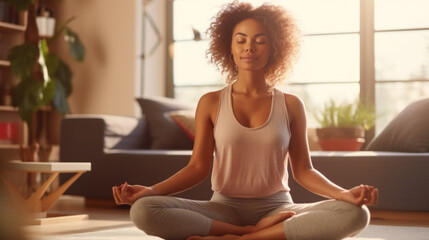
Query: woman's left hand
112,182,153,205
339,185,379,206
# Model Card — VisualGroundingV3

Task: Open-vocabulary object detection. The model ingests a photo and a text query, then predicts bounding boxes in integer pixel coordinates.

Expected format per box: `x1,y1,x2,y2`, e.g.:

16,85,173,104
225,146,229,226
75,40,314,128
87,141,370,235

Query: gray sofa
60,97,429,211
59,114,212,201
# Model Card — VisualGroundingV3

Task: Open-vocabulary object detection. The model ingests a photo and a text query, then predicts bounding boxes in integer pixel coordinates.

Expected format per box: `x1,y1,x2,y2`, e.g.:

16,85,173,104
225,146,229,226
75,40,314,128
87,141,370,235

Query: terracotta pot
316,126,365,151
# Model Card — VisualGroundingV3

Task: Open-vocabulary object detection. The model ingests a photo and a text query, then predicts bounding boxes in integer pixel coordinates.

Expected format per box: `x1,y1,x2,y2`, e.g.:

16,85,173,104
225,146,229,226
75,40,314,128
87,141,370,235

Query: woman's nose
244,41,255,52
245,46,255,52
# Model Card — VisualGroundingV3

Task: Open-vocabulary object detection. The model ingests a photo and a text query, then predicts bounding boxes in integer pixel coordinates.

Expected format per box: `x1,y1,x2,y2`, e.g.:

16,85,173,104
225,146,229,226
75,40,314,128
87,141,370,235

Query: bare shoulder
197,90,222,123
198,90,221,106
283,93,306,123
283,93,306,111
197,90,221,111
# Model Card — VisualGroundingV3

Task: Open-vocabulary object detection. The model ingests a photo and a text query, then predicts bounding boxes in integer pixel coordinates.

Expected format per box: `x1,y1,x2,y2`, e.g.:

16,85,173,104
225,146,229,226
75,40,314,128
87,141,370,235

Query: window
374,0,429,131
171,0,231,102
280,0,360,127
169,0,429,133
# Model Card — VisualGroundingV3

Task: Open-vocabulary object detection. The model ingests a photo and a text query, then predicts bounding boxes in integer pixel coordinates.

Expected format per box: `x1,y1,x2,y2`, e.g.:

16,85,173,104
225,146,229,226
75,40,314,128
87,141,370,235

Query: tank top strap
215,85,234,131
273,88,291,135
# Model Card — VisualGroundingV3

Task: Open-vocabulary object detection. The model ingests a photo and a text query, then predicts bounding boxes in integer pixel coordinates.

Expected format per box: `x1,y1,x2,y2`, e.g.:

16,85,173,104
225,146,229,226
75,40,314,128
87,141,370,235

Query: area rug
33,224,429,240
352,224,429,240
33,227,158,240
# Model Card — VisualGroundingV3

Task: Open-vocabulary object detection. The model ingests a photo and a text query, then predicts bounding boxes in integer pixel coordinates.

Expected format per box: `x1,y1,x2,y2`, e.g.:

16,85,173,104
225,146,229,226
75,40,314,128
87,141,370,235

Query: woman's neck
234,70,270,95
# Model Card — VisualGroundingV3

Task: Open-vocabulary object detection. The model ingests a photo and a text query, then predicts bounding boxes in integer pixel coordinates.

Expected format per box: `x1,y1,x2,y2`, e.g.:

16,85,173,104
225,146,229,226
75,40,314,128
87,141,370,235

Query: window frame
166,0,429,140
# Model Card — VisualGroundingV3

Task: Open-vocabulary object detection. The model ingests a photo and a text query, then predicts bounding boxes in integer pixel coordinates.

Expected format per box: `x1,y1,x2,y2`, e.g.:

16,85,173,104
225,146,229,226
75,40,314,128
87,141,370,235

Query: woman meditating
113,2,378,239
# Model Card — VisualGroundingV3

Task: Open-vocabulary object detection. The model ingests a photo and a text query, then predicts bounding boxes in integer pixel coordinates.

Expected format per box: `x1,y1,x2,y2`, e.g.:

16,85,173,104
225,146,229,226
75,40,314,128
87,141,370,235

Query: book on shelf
0,82,12,106
0,121,19,144
0,0,20,25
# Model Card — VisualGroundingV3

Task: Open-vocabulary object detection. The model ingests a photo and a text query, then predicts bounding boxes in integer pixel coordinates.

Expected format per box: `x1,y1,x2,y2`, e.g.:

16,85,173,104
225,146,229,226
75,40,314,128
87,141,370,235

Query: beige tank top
212,84,292,198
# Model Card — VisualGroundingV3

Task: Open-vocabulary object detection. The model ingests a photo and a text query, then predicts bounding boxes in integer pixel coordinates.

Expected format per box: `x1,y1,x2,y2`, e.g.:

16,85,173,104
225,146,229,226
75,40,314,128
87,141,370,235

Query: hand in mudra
112,182,153,205
341,184,379,206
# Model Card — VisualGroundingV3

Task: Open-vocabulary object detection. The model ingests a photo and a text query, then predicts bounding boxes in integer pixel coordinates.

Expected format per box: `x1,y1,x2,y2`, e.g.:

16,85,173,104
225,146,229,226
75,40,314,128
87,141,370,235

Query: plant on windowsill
314,99,376,151
6,0,85,161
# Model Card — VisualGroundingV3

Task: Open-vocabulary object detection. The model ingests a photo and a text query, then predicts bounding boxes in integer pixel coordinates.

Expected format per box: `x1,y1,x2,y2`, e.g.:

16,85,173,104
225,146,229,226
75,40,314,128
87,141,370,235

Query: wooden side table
0,161,91,224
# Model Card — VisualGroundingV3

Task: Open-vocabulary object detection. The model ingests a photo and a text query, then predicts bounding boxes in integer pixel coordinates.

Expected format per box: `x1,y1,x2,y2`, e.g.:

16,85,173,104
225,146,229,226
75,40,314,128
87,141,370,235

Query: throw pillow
136,97,196,150
168,110,196,141
366,98,429,152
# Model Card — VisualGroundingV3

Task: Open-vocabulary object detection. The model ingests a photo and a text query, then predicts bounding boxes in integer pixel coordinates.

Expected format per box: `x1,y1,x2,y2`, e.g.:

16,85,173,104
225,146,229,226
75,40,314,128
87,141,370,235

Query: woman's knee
353,204,370,231
337,201,370,233
130,196,162,234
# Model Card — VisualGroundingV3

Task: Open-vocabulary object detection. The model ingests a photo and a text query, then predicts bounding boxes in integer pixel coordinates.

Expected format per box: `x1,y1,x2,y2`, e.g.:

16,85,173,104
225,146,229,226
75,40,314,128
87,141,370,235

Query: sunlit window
374,0,429,30
374,0,429,131
170,0,429,133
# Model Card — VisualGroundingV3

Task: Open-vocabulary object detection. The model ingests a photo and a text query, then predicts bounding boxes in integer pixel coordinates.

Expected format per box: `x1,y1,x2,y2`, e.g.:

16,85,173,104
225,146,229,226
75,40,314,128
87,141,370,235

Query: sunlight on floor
13,195,429,240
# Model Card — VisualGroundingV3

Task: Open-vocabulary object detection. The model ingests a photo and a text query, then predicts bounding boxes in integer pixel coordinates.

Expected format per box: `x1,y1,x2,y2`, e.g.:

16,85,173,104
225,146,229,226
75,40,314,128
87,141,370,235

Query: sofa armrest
289,151,429,211
60,115,104,163
60,114,149,163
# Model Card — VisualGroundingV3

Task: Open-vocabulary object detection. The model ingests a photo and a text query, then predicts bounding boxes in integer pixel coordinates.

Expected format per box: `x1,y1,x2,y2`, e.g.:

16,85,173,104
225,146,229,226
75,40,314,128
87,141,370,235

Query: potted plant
314,99,376,151
5,0,84,161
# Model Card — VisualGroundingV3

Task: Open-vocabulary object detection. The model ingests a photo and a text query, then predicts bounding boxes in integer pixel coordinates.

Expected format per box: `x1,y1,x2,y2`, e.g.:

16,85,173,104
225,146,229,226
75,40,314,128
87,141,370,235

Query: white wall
54,0,167,117
141,0,167,99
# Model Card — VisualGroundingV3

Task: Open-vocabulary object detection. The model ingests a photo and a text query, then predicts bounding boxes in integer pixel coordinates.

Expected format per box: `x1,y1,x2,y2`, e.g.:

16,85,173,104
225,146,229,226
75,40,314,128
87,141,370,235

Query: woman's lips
241,56,258,62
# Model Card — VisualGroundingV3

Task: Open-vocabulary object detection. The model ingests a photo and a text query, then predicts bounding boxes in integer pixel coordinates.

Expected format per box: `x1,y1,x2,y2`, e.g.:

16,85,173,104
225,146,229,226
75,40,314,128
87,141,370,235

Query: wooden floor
14,195,429,239
23,196,132,239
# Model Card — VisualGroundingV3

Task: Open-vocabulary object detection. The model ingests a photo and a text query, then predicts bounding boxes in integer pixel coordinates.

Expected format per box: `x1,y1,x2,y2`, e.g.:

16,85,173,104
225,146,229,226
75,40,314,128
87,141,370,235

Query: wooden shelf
1,11,28,161
0,105,53,112
0,144,20,149
0,21,26,32
0,105,17,111
0,60,11,67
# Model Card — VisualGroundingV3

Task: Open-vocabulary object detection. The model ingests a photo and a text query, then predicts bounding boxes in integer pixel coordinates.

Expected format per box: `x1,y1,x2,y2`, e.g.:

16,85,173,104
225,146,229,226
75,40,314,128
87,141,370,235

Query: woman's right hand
339,184,379,206
112,182,154,205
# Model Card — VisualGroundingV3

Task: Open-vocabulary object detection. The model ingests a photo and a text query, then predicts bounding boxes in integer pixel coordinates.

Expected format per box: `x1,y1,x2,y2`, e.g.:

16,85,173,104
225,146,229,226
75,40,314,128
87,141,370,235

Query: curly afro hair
206,1,301,86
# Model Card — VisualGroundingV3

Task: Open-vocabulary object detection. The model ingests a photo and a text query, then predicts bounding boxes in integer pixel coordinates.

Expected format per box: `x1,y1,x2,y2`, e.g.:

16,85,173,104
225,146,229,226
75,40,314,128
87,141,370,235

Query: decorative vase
36,16,55,38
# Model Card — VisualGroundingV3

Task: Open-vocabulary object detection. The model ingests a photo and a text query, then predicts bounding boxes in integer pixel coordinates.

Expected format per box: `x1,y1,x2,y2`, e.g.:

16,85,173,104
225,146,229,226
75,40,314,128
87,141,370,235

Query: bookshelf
0,59,11,66
0,21,26,31
0,2,28,152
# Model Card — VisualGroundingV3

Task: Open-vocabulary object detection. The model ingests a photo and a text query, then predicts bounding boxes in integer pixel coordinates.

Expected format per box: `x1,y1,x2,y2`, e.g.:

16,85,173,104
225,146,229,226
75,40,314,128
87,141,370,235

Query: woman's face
231,18,271,72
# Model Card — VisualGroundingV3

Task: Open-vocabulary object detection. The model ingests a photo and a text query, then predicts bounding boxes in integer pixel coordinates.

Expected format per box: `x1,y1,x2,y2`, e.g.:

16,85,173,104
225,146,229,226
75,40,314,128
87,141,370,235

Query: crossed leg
187,200,370,240
130,195,294,240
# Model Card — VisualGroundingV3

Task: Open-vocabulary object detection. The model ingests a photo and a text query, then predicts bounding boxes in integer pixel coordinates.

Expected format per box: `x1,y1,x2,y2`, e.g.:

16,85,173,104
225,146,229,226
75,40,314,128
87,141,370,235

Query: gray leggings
130,191,370,240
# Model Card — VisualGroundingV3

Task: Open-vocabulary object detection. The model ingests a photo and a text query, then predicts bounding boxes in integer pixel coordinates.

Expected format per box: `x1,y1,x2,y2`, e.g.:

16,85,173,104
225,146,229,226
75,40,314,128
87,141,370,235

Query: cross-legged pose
113,2,379,240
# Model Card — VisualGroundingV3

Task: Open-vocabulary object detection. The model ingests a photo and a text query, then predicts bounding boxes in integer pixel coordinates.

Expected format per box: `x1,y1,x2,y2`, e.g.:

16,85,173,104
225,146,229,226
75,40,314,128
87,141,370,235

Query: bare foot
253,211,295,232
186,212,295,240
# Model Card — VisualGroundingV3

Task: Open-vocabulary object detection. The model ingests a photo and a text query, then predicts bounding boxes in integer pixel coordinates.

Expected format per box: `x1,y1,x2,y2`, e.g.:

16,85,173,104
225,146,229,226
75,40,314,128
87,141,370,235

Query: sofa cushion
168,110,196,141
366,98,429,152
109,119,151,149
136,97,196,149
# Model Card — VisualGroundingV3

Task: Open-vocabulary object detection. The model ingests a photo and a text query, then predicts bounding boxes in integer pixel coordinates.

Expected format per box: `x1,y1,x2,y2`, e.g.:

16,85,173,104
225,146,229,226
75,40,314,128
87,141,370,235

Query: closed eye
255,37,268,44
235,37,246,44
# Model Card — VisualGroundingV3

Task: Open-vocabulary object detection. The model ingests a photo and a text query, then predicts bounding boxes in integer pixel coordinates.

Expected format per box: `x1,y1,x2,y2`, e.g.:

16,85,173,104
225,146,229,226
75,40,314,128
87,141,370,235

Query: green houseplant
314,99,376,151
5,0,84,160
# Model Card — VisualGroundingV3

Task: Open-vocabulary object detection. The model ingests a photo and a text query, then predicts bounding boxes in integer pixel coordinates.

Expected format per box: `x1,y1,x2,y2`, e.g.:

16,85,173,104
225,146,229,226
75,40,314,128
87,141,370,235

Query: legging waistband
211,191,293,206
